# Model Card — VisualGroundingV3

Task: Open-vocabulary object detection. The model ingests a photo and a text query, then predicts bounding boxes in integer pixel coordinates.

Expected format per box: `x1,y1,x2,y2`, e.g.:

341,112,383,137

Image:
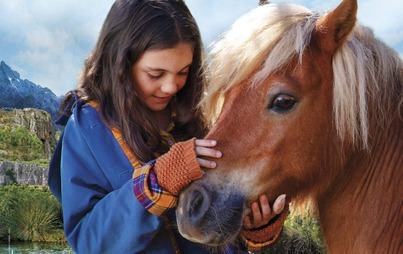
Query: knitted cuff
242,204,289,252
154,138,203,195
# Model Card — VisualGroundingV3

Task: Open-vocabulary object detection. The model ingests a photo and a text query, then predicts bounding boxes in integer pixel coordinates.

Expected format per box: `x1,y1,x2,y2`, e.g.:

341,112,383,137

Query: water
0,242,73,254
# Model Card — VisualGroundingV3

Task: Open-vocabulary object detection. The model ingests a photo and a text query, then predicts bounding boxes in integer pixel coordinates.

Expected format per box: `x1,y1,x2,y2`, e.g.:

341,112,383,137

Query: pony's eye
269,94,296,113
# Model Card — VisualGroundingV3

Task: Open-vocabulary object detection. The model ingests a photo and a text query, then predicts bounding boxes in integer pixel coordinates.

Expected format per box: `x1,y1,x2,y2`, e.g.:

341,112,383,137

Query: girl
49,0,284,253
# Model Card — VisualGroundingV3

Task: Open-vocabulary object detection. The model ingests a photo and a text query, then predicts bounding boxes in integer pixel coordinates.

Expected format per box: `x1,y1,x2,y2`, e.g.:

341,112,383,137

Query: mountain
0,61,61,120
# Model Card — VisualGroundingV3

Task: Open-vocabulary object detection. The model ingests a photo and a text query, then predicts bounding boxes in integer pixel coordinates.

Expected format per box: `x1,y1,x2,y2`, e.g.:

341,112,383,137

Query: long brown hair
60,0,208,162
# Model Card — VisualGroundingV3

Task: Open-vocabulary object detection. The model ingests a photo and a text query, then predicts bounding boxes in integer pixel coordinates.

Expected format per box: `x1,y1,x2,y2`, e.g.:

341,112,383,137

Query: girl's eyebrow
145,63,192,72
180,64,192,71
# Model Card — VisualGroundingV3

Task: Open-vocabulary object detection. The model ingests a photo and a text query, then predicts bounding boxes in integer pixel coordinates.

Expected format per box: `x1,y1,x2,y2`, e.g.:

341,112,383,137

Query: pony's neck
318,119,402,253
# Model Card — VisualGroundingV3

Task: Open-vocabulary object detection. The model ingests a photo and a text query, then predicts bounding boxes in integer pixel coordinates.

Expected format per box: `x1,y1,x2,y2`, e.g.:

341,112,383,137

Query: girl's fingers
243,215,252,229
195,146,222,158
197,158,217,169
273,194,286,214
251,202,262,225
259,195,273,222
195,139,218,148
244,194,285,229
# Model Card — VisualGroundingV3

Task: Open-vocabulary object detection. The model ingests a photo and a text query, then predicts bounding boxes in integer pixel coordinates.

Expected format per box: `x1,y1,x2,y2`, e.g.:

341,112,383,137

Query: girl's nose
161,80,178,94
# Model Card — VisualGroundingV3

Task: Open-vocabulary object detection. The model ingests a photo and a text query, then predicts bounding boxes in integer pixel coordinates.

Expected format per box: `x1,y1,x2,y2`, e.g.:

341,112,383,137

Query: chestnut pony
176,0,402,253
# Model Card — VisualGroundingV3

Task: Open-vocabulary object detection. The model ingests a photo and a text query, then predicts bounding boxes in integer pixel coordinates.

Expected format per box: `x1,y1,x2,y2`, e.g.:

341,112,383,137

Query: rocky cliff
0,108,57,186
0,108,57,159
12,108,57,157
0,161,48,186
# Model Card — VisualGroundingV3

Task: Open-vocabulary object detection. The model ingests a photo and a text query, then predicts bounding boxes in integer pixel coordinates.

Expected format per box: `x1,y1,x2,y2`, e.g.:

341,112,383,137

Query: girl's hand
194,139,222,169
243,194,286,229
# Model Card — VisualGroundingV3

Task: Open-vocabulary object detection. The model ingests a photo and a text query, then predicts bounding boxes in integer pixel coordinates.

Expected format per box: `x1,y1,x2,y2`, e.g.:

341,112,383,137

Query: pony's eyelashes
268,93,296,113
266,85,298,114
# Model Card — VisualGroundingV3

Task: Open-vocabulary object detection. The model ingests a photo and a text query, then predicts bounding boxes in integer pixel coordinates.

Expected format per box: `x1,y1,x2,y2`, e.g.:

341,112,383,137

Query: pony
176,0,403,253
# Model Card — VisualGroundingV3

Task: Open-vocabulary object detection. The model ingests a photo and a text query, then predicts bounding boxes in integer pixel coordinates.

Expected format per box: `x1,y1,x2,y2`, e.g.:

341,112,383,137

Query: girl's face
132,43,194,112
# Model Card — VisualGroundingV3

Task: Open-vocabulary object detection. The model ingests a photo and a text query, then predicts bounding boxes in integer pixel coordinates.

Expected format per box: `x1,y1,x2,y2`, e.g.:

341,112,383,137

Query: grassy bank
0,184,64,243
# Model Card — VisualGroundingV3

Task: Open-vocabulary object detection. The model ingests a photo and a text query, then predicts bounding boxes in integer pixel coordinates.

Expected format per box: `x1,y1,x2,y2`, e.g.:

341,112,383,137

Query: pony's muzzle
177,183,245,245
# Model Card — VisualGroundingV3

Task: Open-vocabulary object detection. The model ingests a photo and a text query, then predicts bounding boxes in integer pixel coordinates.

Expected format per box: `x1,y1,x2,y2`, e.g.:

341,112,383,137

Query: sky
0,0,402,96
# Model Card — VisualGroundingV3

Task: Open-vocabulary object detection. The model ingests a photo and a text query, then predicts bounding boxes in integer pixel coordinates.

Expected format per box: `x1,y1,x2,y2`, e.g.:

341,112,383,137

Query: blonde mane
202,3,403,150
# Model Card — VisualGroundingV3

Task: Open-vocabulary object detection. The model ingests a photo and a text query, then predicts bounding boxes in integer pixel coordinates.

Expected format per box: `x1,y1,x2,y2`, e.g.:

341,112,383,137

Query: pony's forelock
202,4,315,122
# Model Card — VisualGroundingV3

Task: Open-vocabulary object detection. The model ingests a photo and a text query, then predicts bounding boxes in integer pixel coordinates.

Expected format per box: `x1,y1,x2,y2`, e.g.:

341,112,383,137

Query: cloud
0,0,112,95
0,0,401,96
357,0,403,49
188,0,403,51
187,0,257,45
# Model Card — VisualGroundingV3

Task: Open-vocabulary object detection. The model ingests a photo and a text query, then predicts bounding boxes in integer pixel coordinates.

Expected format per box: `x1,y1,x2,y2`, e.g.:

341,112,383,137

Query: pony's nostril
190,190,203,216
187,188,210,224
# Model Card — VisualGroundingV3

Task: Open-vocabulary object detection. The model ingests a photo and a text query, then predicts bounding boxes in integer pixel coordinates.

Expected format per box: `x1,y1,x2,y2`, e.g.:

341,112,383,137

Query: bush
264,209,326,254
0,126,46,162
0,184,63,242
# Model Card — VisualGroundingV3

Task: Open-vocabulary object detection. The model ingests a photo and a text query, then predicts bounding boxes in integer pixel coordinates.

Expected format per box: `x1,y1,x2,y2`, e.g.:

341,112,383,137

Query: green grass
264,208,326,254
0,126,47,162
0,184,63,242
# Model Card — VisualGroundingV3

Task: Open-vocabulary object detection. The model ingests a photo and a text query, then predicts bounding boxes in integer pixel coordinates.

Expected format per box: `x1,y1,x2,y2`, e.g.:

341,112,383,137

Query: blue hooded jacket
48,100,246,254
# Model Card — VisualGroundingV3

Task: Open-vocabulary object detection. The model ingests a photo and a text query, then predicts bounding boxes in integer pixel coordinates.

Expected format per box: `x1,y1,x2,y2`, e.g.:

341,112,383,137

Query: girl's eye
147,73,162,79
178,71,188,76
268,94,296,113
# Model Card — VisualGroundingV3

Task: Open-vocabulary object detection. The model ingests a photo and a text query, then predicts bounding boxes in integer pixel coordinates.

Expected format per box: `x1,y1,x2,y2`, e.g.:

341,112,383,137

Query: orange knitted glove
153,138,203,195
241,204,289,252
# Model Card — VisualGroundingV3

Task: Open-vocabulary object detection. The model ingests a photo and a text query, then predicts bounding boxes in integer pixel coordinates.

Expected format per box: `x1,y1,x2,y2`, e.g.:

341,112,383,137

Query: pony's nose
183,185,210,225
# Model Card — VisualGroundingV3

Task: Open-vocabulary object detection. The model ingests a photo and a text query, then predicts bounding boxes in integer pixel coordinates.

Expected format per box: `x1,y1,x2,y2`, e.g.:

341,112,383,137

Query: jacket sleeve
61,105,163,253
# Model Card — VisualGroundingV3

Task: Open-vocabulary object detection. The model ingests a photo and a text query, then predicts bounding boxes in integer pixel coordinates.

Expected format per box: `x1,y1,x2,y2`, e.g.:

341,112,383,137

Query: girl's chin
148,103,169,112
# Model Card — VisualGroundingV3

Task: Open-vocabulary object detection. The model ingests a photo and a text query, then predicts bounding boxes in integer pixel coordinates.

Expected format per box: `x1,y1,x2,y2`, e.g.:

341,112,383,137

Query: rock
12,108,57,157
0,108,57,159
0,161,48,186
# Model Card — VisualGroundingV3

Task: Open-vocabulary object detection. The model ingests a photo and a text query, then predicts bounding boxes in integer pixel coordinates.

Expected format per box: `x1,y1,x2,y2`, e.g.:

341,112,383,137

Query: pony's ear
315,0,358,54
259,0,270,6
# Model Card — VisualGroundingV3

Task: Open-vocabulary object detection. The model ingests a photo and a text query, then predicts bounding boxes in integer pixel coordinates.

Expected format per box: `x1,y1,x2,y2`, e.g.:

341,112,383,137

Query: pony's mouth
242,204,290,245
177,183,291,247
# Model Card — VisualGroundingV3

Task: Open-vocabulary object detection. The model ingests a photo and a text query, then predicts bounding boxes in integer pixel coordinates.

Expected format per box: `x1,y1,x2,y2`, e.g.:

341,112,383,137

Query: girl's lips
153,96,171,103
